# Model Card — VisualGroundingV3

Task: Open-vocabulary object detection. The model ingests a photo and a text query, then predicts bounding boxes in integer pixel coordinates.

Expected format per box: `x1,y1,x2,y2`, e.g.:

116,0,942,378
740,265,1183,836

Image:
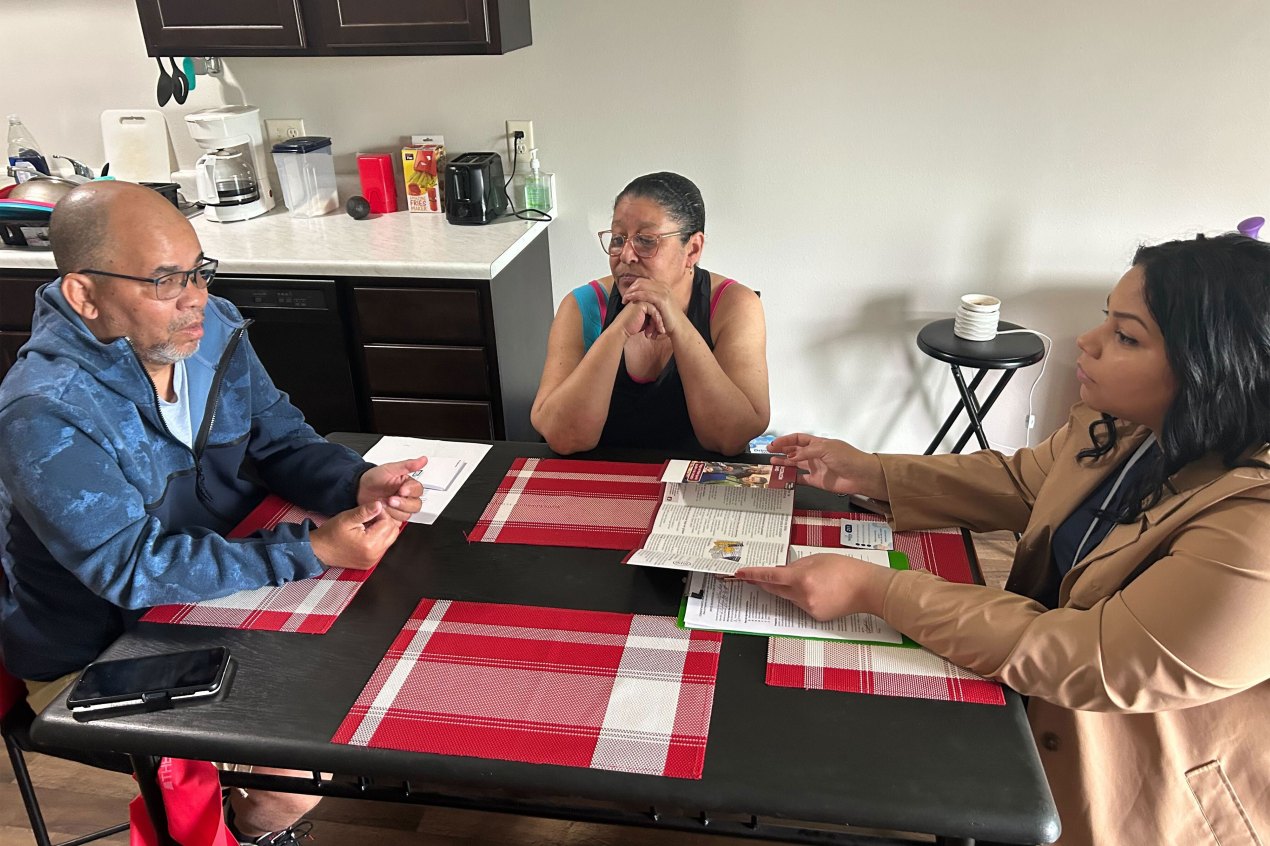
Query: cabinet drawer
363,345,490,399
0,277,45,330
370,398,494,439
354,287,484,344
0,330,31,383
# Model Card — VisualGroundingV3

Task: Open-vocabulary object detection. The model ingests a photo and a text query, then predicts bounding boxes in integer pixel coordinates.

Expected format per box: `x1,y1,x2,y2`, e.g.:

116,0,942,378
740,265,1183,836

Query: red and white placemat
467,458,664,550
766,510,1006,705
141,495,369,634
332,599,723,779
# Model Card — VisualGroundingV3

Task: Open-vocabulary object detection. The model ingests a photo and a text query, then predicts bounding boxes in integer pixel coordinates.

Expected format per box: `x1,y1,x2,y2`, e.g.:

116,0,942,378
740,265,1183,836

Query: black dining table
32,437,1059,846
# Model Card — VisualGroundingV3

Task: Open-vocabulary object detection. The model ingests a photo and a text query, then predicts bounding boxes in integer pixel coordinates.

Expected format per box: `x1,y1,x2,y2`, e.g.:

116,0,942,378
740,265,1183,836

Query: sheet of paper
681,547,905,643
361,436,491,525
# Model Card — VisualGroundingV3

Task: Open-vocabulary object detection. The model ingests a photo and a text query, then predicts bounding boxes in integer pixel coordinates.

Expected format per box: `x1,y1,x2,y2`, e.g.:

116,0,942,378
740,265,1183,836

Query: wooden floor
0,534,1016,846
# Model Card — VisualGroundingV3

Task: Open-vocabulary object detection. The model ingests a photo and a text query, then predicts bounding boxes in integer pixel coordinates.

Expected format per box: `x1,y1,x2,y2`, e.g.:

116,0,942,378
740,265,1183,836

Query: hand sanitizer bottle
522,148,555,212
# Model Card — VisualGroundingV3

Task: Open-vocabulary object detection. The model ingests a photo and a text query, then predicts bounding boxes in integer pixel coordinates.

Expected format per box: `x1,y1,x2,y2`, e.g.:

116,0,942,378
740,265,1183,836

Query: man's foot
226,800,315,845
235,820,314,845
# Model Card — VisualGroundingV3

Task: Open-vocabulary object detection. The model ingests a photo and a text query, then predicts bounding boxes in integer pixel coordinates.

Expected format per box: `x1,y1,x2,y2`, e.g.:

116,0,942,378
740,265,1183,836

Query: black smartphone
66,647,232,713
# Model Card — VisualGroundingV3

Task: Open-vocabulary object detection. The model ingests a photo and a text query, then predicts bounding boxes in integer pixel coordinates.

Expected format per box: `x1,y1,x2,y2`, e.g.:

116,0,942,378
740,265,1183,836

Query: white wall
7,0,1268,451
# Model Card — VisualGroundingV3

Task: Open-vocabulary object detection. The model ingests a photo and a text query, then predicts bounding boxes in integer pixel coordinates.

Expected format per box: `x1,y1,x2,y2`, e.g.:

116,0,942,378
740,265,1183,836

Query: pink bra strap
709,279,738,318
590,280,608,324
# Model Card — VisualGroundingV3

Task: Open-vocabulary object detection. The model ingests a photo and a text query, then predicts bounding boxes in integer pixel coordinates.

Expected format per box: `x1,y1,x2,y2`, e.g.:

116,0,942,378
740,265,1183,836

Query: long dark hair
1078,233,1270,521
615,172,705,244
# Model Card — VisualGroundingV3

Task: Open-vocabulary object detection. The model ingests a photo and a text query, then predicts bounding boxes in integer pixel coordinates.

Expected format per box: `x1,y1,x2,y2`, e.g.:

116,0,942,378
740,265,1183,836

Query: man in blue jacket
0,181,426,843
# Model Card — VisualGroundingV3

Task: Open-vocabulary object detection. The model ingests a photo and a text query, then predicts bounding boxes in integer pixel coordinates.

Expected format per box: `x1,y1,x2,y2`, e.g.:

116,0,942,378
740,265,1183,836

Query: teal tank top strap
572,280,608,352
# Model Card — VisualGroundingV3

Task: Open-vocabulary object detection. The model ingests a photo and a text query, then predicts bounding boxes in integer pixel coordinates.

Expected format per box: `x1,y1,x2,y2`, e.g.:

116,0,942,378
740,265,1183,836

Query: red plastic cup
356,153,398,214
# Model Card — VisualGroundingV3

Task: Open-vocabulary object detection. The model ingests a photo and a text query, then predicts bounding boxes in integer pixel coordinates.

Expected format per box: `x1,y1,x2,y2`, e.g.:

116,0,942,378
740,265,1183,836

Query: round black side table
917,318,1046,454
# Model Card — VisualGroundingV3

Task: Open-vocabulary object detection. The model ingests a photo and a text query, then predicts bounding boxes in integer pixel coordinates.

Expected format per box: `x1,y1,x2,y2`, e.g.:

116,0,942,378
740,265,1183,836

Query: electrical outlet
505,120,535,169
265,119,306,147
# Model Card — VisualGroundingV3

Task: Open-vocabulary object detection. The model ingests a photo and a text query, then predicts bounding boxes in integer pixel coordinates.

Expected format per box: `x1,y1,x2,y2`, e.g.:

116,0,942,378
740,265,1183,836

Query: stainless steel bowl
8,176,80,206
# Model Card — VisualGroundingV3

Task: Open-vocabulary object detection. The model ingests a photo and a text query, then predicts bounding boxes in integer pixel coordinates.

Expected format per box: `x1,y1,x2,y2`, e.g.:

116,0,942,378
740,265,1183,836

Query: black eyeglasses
598,230,684,258
76,258,218,301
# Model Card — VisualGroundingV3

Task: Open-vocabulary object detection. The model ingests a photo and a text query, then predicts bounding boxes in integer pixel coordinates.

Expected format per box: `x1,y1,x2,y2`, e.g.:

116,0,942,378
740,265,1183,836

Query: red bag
129,757,237,846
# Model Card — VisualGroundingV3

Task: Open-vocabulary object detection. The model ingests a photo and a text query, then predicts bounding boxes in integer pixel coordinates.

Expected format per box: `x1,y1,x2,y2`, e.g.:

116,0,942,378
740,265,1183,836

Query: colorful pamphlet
624,460,795,575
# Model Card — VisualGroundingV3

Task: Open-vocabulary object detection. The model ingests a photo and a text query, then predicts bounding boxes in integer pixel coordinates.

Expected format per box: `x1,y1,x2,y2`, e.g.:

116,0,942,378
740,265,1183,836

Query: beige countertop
0,205,552,280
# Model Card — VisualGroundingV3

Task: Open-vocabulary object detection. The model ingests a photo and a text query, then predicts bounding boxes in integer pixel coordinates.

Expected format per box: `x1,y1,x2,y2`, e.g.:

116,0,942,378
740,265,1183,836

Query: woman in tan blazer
737,234,1270,846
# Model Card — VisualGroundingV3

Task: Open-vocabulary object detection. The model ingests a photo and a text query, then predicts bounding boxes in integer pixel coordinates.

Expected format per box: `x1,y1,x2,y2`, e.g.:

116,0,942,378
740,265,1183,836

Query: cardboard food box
402,142,445,213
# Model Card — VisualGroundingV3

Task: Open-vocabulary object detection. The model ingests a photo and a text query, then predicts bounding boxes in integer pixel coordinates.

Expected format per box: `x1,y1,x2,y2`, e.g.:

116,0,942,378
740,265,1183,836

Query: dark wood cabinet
310,0,531,54
0,229,551,440
0,331,29,381
0,271,49,385
135,0,308,54
350,231,551,441
136,0,530,57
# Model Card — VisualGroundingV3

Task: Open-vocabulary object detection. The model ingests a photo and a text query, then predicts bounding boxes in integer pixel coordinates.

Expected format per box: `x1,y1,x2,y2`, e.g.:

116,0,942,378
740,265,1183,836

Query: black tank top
598,265,714,452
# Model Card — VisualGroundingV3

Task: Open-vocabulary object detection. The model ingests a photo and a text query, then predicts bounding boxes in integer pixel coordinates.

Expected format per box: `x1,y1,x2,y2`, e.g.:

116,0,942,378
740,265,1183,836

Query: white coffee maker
184,106,275,222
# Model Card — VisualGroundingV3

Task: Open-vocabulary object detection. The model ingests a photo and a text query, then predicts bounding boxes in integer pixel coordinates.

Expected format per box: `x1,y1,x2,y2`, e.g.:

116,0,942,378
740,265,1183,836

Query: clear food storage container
270,136,338,217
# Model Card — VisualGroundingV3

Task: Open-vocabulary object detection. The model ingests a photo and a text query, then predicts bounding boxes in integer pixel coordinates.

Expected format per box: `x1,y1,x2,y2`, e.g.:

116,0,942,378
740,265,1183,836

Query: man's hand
357,456,427,522
768,433,887,499
309,501,401,571
733,553,896,621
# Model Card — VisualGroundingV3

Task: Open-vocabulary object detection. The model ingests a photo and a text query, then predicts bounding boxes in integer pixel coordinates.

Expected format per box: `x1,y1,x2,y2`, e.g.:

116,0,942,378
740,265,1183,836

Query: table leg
130,754,178,846
924,368,989,455
951,368,1019,454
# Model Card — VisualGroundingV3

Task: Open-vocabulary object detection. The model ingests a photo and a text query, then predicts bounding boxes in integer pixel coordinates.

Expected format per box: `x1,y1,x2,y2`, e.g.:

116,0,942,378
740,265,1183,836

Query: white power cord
983,328,1052,452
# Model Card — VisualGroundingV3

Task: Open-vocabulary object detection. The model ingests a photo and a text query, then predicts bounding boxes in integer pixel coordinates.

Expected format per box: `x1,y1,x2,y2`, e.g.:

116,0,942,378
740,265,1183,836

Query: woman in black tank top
531,173,770,455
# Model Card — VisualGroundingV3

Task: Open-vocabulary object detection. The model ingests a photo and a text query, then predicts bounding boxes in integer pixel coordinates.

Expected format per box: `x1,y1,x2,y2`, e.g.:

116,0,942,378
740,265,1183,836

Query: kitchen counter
0,203,556,442
0,206,552,280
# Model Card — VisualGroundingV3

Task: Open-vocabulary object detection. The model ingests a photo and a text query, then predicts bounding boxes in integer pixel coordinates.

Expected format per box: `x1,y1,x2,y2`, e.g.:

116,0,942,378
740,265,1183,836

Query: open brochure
625,460,796,575
679,546,912,645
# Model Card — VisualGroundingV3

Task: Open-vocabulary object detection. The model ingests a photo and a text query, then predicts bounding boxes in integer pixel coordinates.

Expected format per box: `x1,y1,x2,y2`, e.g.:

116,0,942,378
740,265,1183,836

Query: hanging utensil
169,57,188,105
182,57,197,91
155,57,172,107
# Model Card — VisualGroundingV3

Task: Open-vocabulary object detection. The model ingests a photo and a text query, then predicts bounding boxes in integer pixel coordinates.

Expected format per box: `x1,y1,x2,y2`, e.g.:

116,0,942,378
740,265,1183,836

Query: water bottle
7,114,50,176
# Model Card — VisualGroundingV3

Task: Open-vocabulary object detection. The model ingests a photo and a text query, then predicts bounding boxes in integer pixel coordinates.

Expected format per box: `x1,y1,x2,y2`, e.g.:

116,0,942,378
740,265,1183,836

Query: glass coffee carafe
194,146,260,207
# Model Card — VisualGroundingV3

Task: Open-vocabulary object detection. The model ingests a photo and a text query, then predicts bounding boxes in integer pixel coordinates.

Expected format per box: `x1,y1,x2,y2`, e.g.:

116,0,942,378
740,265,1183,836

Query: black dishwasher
215,277,362,436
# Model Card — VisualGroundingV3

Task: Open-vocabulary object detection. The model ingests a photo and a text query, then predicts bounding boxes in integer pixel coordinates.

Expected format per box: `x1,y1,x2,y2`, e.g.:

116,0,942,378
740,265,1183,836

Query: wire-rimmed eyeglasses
598,230,684,259
75,257,218,301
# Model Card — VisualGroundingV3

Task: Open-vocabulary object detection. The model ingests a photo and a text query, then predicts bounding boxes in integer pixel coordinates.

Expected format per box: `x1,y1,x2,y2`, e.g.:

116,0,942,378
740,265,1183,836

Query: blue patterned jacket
0,282,371,679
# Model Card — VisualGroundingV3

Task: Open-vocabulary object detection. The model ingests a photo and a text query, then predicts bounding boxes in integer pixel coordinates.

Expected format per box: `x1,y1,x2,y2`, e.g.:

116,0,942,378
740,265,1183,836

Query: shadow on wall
795,279,1105,453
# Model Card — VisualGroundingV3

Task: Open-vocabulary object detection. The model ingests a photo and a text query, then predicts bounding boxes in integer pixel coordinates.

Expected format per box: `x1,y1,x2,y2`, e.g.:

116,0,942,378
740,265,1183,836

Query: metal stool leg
131,754,178,846
948,365,991,451
952,368,1019,453
6,732,53,846
924,368,989,455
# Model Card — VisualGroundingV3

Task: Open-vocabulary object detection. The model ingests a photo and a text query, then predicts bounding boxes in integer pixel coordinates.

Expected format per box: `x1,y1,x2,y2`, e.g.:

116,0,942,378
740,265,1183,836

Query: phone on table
67,647,233,714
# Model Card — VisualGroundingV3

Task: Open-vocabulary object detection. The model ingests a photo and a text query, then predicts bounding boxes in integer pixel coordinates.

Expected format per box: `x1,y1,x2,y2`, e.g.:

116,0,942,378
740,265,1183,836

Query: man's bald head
50,181,192,277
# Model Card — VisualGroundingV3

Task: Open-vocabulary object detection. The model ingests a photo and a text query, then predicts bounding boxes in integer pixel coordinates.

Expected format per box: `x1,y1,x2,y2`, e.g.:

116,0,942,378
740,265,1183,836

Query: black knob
346,195,371,220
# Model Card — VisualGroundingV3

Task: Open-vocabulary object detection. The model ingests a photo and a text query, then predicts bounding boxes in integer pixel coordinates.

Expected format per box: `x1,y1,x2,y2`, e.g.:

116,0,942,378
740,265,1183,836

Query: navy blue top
597,266,716,453
1042,439,1160,608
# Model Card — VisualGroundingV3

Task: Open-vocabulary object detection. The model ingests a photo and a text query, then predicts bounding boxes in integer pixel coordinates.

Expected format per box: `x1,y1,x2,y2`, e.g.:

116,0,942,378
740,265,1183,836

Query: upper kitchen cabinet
135,1,309,55
136,0,531,57
308,0,531,55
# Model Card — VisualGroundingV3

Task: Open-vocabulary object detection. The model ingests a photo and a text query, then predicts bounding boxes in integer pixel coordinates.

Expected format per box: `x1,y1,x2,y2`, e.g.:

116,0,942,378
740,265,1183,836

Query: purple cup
1237,216,1264,239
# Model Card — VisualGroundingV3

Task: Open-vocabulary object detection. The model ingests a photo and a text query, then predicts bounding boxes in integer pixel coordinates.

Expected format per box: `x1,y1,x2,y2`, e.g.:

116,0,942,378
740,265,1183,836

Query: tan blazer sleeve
881,496,1270,712
878,411,1079,534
